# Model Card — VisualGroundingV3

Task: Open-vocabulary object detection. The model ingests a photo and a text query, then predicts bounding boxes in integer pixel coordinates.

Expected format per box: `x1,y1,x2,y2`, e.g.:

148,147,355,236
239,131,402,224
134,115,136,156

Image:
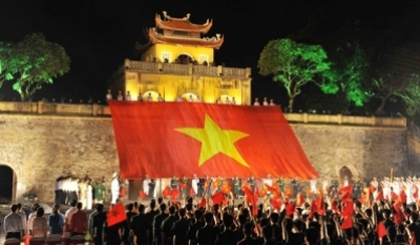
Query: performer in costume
191,174,199,197
248,176,256,192
148,179,156,198
170,175,179,190
276,178,285,193
111,172,120,204
330,177,339,197
204,175,212,196
143,175,151,196
86,179,93,210
232,176,241,198
95,180,106,204
310,178,317,195
370,177,379,200
180,176,188,197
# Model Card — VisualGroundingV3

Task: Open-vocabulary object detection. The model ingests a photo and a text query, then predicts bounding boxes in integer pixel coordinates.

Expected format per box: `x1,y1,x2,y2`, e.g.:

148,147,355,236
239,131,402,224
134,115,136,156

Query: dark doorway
0,165,15,204
339,166,353,186
177,54,193,64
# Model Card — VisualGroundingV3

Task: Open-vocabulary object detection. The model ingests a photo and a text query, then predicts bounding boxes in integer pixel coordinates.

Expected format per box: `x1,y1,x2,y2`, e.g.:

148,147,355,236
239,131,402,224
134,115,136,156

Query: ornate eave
155,12,213,33
148,28,224,49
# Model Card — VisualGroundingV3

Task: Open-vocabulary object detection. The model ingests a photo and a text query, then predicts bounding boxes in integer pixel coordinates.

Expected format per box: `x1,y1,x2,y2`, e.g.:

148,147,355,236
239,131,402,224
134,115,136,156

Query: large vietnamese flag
109,101,318,179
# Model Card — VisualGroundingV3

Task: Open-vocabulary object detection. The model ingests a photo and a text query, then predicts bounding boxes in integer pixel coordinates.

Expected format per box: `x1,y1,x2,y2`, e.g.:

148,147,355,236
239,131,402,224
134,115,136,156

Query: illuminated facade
121,12,252,104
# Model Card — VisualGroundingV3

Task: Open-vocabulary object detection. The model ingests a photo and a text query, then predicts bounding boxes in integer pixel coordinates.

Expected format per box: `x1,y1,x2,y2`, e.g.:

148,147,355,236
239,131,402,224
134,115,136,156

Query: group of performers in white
55,175,107,209
61,172,420,207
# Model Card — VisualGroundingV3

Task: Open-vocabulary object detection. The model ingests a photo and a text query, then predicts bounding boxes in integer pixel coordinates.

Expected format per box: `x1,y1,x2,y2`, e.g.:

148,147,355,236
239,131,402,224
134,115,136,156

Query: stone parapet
0,101,406,128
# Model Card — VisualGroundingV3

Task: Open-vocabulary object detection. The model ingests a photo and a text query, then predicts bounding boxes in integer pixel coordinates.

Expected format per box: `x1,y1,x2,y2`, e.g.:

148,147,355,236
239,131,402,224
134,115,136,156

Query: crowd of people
8,173,420,244
106,89,276,106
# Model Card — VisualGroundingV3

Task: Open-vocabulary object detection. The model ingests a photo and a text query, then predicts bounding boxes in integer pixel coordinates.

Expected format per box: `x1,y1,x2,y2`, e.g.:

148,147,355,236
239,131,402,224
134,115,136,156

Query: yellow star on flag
175,115,250,167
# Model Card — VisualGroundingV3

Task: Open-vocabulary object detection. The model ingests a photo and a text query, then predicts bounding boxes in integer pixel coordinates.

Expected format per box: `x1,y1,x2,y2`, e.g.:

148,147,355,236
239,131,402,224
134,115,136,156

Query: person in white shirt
125,91,132,101
147,93,153,102
106,89,112,100
111,172,120,204
86,180,93,210
254,98,260,106
310,178,317,194
158,94,164,102
143,175,151,196
117,91,123,101
176,95,183,102
263,97,269,106
4,205,23,240
27,204,39,235
343,176,349,187
191,174,199,196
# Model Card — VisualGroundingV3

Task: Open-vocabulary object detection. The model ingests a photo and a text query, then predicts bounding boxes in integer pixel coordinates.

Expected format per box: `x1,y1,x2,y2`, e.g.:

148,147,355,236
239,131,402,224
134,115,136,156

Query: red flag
162,186,170,197
399,190,407,204
340,216,353,230
243,186,258,204
391,191,399,201
338,185,353,196
360,192,369,205
139,190,147,199
189,188,195,196
393,200,405,224
309,199,317,218
315,195,325,215
221,183,231,194
376,191,384,201
340,191,352,202
211,192,226,205
369,185,377,194
107,203,127,227
265,184,279,196
109,101,318,179
376,221,387,239
179,183,187,189
286,202,296,216
296,192,305,206
119,187,126,198
341,201,354,217
170,189,180,199
258,188,267,197
285,187,293,197
199,198,207,208
271,197,282,210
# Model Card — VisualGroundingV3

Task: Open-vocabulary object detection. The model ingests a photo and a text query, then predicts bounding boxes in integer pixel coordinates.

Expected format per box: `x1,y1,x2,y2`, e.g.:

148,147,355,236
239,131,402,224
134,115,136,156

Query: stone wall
0,114,408,203
291,124,408,183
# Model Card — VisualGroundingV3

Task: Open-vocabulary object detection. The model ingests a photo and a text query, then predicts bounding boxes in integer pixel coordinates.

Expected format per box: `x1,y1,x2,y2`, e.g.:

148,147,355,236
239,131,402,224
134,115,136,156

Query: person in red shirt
69,202,88,236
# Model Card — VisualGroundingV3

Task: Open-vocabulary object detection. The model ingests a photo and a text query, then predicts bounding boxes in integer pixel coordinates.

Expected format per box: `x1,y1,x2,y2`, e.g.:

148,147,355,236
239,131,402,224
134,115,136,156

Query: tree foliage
0,33,70,101
321,44,370,108
258,38,332,110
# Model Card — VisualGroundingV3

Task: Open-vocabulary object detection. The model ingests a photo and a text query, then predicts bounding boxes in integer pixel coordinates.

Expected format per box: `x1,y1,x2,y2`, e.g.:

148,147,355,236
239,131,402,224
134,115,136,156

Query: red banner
109,101,318,179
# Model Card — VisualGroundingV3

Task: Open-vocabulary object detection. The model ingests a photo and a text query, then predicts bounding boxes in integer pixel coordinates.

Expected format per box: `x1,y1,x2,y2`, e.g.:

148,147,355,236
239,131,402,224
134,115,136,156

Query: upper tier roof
155,12,213,33
148,29,224,49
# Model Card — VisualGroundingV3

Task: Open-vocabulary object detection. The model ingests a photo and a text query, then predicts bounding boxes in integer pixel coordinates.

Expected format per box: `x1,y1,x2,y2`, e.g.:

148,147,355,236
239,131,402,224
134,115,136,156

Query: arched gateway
0,165,17,204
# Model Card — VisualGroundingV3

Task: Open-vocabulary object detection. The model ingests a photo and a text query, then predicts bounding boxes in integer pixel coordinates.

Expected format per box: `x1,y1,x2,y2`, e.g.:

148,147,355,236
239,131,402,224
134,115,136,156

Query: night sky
1,0,419,109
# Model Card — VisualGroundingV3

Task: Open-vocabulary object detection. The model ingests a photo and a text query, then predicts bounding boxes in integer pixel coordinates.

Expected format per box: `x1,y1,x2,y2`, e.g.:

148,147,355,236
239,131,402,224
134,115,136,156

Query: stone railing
125,59,251,78
0,101,407,127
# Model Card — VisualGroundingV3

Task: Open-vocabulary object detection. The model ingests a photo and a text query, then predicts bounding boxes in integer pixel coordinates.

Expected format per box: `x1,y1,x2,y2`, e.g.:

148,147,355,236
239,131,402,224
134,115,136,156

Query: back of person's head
96,204,104,213
262,225,273,240
365,208,373,218
139,204,145,214
169,205,176,215
150,199,156,209
158,197,163,204
223,214,234,228
37,207,44,217
127,203,134,211
259,217,270,228
187,197,193,205
179,208,186,218
243,222,254,236
11,205,18,213
305,227,319,244
160,203,167,212
32,203,39,212
16,203,22,210
76,202,83,210
194,209,203,220
134,202,138,209
70,200,77,207
204,212,214,224
269,212,279,224
239,213,248,225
